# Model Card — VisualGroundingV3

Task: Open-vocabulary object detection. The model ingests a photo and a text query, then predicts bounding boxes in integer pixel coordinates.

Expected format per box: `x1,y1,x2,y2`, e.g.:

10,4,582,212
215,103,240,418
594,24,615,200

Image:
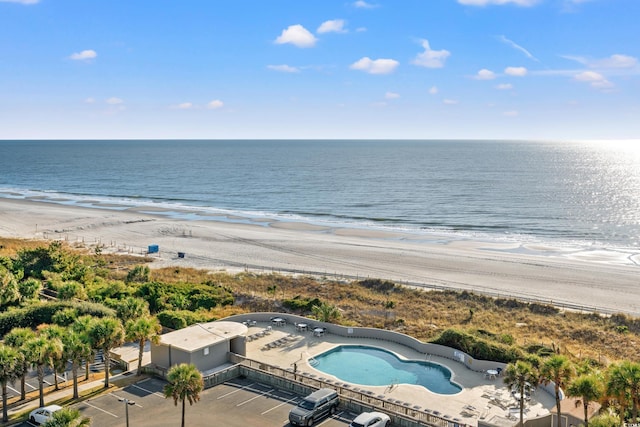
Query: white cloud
497,35,539,62
561,54,637,70
350,57,399,75
496,83,514,90
356,27,367,32
443,99,458,105
0,0,39,4
385,92,400,99
594,54,637,69
317,19,347,34
69,50,97,61
84,97,95,104
429,86,439,95
267,64,300,73
458,0,539,6
274,24,317,48
475,69,496,80
177,102,193,109
106,97,123,105
503,110,519,116
412,39,450,68
207,99,224,109
353,0,377,8
505,66,528,76
574,71,613,89
595,54,638,68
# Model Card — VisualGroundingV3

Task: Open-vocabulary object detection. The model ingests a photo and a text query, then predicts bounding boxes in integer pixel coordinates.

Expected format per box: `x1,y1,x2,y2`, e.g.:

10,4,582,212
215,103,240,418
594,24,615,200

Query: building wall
230,336,246,355
151,343,200,370
189,341,230,372
150,343,171,369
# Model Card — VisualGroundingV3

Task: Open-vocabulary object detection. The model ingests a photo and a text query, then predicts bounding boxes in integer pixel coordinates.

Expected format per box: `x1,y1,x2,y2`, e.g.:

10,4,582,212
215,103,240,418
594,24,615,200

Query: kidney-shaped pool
311,345,461,395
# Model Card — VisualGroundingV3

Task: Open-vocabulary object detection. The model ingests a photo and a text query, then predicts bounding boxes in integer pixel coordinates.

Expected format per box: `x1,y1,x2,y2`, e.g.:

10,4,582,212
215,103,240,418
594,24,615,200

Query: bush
0,301,115,336
126,265,150,283
136,281,234,313
524,343,556,357
283,296,322,312
358,279,396,293
157,310,211,330
431,328,523,363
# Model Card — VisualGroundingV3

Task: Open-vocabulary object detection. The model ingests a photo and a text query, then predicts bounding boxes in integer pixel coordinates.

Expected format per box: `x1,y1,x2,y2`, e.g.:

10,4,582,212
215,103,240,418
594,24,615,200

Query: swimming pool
311,345,461,395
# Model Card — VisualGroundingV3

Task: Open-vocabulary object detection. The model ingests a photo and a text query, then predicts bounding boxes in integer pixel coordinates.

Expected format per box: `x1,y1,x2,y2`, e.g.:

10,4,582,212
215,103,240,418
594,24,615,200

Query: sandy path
1,198,639,316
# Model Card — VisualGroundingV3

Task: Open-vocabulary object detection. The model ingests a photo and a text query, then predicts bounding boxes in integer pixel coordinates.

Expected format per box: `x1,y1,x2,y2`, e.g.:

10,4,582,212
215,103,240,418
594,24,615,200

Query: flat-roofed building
151,321,247,374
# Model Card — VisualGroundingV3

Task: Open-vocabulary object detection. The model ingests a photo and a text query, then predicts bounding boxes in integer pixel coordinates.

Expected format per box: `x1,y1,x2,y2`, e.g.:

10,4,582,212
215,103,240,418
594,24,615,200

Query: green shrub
431,328,523,363
136,281,234,313
283,296,321,312
524,343,556,357
126,265,150,283
157,310,211,330
0,301,115,336
58,281,87,300
358,279,396,293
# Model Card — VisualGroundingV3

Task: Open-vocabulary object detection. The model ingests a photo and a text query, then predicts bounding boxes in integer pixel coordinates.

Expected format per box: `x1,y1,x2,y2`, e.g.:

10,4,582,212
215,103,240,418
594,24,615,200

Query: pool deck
244,322,555,427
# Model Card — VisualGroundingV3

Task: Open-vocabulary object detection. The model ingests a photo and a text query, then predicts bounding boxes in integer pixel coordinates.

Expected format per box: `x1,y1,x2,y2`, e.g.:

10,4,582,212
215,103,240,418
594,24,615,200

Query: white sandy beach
1,198,639,316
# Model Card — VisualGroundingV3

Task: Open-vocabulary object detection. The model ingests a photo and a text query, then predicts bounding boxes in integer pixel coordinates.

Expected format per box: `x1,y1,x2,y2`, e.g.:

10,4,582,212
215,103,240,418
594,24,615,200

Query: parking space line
130,383,165,398
261,395,299,415
7,385,20,394
236,387,274,406
216,382,256,399
317,414,342,426
26,383,37,390
109,392,144,408
84,401,119,418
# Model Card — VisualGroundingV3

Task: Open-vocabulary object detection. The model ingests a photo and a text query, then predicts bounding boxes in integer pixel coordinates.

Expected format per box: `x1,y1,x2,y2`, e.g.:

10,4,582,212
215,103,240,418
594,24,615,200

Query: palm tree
71,315,96,381
115,296,150,324
3,327,35,400
125,316,162,376
62,330,93,399
311,302,340,323
503,360,538,427
24,336,63,408
163,363,204,427
540,354,575,427
42,407,91,427
606,361,640,423
0,344,22,423
40,324,68,390
87,317,125,388
567,374,603,427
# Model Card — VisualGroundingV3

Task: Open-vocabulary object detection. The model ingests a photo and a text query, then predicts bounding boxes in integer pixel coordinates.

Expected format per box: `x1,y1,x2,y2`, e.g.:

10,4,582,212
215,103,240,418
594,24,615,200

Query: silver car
349,411,391,427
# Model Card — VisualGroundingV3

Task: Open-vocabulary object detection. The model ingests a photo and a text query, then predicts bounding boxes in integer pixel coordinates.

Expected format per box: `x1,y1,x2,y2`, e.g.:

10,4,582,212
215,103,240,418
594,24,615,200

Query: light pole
119,398,135,427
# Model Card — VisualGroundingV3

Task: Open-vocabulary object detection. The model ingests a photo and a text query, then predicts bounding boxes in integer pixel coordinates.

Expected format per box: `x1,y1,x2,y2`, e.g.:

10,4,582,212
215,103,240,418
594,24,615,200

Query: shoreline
1,197,639,316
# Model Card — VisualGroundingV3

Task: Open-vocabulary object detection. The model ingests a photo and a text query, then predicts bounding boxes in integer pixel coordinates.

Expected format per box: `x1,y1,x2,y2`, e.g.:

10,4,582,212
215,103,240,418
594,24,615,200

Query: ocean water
1,139,639,252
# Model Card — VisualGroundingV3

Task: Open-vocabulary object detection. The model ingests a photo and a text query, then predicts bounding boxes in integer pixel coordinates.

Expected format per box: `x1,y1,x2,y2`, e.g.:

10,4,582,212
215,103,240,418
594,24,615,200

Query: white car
349,411,391,427
28,405,62,425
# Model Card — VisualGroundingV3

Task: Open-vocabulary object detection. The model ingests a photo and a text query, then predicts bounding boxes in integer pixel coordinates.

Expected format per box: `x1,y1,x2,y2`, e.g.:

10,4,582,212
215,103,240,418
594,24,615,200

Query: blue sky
1,0,638,140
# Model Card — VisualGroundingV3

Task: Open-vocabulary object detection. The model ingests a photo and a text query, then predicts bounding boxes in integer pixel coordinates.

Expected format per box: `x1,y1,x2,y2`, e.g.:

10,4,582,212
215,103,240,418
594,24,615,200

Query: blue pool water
312,345,461,395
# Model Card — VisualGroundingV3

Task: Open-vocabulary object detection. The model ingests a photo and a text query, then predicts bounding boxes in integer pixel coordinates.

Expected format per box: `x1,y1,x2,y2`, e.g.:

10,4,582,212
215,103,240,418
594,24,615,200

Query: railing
229,353,472,427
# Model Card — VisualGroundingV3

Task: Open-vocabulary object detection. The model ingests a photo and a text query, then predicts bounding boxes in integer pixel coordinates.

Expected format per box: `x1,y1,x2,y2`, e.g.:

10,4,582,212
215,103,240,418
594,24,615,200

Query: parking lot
19,377,354,427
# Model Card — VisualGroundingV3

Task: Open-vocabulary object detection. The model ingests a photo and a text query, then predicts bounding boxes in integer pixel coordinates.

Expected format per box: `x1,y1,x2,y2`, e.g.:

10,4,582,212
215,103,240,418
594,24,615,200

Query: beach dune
1,198,639,316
